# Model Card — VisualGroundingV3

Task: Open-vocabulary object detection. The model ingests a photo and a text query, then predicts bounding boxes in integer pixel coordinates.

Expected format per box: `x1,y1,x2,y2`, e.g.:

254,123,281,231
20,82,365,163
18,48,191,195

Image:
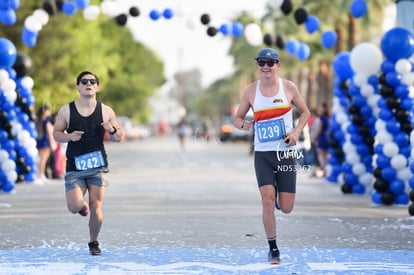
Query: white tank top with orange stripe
253,79,295,152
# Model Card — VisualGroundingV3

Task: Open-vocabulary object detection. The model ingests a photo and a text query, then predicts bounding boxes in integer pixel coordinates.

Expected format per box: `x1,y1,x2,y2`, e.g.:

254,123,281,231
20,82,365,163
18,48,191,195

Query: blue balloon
219,23,230,35
350,0,367,18
380,59,395,73
149,9,160,20
62,1,77,15
368,74,378,87
21,28,38,48
342,162,353,173
352,183,365,194
371,191,383,204
381,27,414,62
0,8,16,25
321,30,337,48
395,193,409,205
410,176,414,189
389,179,405,195
394,132,409,147
0,37,17,68
400,97,413,110
344,172,358,185
378,108,393,121
10,0,19,10
399,145,411,158
2,180,14,193
76,0,89,9
286,39,300,55
163,8,174,19
333,52,354,80
231,22,243,37
385,71,402,86
305,15,320,34
381,166,397,181
297,43,310,61
395,84,409,98
376,154,390,168
385,119,401,134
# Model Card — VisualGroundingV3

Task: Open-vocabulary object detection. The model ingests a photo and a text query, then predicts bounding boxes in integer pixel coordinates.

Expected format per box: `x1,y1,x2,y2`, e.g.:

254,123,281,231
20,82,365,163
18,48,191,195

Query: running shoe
88,241,101,255
78,205,89,217
268,248,280,264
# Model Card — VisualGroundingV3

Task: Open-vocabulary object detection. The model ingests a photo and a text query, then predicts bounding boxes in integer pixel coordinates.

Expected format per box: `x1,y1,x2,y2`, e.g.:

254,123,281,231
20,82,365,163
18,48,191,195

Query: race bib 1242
74,150,105,171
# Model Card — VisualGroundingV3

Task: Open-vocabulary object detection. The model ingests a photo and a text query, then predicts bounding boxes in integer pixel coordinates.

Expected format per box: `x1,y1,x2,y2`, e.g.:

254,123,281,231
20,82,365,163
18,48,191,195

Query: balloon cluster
0,0,19,25
328,27,414,213
0,38,38,193
329,49,376,194
371,27,414,207
198,13,244,39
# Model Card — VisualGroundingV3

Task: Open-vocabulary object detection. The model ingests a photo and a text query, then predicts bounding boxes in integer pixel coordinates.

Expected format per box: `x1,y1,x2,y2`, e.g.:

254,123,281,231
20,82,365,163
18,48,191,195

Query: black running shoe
268,248,280,264
88,241,101,255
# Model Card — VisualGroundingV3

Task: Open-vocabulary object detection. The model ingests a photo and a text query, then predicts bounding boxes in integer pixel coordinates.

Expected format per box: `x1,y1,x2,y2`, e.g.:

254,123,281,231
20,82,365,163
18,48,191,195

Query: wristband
109,127,117,135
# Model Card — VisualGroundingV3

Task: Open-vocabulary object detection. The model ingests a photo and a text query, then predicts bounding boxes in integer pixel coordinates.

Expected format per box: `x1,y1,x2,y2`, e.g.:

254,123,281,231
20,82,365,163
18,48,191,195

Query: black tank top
66,101,108,171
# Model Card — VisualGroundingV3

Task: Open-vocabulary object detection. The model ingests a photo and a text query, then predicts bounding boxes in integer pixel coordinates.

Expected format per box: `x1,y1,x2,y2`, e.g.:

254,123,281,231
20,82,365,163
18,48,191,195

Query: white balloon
1,78,16,92
268,0,284,9
33,9,49,25
397,167,411,181
375,120,386,132
390,154,408,170
395,59,412,74
24,15,42,32
359,172,373,185
1,159,16,171
360,84,374,97
383,142,399,157
5,89,17,103
401,72,414,86
0,149,9,161
376,130,393,144
0,69,9,82
353,74,367,87
100,0,118,17
84,5,101,20
346,152,360,165
175,4,190,17
244,23,262,47
350,42,382,76
343,141,356,152
6,170,17,183
352,163,366,176
21,76,34,89
335,112,348,124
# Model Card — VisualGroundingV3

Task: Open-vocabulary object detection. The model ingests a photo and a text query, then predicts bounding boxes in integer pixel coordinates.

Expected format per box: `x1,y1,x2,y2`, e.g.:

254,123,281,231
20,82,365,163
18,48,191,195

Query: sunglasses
257,60,278,67
80,78,97,85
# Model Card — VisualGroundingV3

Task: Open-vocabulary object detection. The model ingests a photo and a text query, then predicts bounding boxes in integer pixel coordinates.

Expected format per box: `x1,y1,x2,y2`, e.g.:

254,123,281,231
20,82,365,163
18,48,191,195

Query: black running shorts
254,151,298,193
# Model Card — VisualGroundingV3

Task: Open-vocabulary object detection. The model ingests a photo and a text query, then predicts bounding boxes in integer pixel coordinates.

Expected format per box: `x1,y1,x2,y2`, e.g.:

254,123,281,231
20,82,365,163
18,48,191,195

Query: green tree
0,1,165,123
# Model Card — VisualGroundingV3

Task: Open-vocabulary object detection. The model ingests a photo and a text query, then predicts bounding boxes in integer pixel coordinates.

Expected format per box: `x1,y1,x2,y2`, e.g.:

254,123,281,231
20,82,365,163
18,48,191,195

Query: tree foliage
0,1,165,123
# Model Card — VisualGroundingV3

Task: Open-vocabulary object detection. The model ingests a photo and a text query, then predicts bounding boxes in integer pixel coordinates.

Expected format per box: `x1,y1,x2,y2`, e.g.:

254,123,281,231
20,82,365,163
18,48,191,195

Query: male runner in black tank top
53,71,123,255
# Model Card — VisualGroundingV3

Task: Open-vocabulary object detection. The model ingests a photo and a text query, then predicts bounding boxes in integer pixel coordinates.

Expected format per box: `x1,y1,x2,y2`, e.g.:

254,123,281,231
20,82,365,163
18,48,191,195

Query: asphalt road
0,135,413,274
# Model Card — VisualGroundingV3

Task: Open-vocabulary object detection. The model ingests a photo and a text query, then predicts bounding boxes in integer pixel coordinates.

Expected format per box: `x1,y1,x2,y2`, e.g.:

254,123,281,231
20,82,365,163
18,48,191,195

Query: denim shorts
64,167,109,192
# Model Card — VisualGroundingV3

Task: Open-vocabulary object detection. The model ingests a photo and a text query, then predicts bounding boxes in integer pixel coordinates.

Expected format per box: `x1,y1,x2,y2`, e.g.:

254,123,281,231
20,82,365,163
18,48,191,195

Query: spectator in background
308,109,321,177
313,103,330,178
176,117,187,151
35,105,57,182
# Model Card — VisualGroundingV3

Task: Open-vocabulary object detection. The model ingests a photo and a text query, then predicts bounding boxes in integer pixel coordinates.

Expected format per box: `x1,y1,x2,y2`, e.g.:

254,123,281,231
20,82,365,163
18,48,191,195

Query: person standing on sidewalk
53,71,123,255
233,48,310,264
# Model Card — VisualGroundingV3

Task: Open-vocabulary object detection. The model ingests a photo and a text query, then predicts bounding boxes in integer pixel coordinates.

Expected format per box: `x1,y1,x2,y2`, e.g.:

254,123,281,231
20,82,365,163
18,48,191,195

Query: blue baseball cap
255,48,280,62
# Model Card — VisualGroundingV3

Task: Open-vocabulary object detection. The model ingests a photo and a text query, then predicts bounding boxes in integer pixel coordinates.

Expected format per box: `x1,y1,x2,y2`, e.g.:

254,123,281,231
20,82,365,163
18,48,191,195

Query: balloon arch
0,0,414,214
